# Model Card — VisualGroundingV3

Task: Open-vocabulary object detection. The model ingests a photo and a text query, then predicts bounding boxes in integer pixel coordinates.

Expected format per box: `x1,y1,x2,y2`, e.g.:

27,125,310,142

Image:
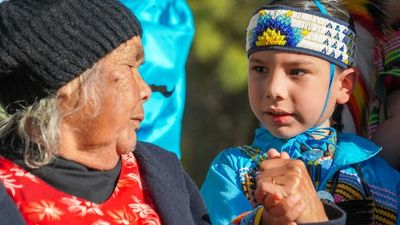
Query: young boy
201,1,400,225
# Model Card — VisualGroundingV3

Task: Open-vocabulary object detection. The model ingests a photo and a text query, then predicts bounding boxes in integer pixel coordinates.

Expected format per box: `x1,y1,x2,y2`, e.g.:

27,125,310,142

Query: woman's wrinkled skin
57,37,151,170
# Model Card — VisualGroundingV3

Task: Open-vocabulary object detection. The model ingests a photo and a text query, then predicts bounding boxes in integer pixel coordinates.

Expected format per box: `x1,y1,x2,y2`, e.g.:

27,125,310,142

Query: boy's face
248,50,354,139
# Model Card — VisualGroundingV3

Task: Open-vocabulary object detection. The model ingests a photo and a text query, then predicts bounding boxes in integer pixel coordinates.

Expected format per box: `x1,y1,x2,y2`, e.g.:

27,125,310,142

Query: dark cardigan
0,141,211,225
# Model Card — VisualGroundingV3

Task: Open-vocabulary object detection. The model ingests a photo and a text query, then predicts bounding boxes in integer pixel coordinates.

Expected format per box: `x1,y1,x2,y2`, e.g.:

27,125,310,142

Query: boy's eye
253,66,268,73
289,69,306,76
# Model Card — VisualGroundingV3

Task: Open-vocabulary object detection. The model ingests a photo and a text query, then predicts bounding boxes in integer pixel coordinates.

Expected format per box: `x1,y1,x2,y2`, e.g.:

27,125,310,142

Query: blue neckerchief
252,127,381,190
253,126,338,162
252,127,381,164
282,127,337,162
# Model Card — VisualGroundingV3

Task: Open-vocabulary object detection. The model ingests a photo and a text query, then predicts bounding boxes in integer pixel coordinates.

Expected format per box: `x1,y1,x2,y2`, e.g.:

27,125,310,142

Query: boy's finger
267,148,281,159
254,181,283,204
263,192,284,209
280,151,290,159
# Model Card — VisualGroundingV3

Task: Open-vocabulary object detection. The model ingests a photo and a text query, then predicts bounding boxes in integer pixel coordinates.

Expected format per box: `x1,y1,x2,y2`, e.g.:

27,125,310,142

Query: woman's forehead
107,37,143,63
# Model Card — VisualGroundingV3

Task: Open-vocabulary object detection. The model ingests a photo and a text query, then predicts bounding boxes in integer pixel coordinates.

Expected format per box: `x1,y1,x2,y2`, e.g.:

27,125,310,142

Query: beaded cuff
246,6,356,68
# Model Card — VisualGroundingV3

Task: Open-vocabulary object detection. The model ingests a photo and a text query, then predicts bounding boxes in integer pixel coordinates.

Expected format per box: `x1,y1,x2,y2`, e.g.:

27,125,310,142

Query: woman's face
60,37,151,155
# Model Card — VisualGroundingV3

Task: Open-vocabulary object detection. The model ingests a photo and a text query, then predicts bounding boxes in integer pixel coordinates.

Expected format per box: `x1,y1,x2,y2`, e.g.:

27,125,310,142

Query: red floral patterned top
0,153,162,225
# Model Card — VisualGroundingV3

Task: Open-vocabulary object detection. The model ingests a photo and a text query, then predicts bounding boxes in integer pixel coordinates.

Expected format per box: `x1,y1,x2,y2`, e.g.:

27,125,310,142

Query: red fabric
0,153,162,225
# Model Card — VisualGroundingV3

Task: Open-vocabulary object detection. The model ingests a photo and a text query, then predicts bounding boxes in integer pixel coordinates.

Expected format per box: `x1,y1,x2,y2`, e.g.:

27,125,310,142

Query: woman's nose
137,74,151,102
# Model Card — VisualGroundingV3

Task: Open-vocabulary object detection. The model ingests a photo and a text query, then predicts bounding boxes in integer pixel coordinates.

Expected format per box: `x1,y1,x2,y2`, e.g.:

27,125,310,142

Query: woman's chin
117,141,136,155
116,133,137,155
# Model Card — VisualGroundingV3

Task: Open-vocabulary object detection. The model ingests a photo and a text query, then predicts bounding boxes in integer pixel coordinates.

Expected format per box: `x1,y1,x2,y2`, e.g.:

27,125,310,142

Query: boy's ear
336,67,358,104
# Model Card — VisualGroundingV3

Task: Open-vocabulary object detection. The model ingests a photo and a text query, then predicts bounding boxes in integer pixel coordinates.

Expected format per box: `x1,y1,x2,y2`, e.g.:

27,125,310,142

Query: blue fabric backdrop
120,0,195,158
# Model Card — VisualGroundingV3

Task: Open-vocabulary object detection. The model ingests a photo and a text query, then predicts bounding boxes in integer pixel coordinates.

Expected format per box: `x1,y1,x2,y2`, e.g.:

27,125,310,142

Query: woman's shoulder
134,141,183,172
135,141,179,160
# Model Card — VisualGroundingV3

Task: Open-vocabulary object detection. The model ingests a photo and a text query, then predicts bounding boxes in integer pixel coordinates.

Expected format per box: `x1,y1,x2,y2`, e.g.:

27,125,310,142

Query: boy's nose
265,72,287,100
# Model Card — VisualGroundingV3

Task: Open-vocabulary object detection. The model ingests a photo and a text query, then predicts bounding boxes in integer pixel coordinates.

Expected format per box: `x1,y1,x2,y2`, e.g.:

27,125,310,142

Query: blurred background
181,0,264,186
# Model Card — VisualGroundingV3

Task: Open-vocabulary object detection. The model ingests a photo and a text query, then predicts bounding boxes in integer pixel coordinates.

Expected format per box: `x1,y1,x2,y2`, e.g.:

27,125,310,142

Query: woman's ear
57,78,81,106
336,67,358,104
58,82,74,102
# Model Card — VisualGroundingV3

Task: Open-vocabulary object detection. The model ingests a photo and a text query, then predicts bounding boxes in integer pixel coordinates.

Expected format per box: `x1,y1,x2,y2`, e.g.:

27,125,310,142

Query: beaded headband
246,6,357,68
382,30,400,75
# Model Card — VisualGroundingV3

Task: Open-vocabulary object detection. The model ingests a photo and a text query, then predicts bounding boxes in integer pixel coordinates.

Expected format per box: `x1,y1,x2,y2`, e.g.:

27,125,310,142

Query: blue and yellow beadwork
246,6,357,69
251,10,310,48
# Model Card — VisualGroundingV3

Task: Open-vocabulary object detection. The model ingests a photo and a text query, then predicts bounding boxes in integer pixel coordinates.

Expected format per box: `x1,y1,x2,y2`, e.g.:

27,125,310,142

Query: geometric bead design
246,6,357,68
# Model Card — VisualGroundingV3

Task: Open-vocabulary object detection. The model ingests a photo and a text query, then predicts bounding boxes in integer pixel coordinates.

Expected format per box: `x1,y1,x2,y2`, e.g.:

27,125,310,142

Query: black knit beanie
0,0,142,113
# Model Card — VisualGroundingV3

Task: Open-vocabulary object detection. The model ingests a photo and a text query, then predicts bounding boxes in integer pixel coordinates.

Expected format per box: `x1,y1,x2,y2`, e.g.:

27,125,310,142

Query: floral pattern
0,153,161,225
108,207,138,225
61,197,104,216
0,169,22,196
24,200,63,222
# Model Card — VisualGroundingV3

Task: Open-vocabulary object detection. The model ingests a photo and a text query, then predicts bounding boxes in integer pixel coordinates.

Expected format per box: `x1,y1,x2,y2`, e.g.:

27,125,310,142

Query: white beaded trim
246,7,356,68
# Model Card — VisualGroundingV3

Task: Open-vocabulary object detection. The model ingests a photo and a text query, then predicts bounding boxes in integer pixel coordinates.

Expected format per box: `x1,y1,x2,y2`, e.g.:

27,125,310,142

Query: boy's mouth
266,109,293,124
266,108,291,114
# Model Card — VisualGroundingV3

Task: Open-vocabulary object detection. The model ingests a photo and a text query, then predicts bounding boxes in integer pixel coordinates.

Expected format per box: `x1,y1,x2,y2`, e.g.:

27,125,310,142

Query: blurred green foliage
189,0,258,93
181,1,265,186
218,46,248,93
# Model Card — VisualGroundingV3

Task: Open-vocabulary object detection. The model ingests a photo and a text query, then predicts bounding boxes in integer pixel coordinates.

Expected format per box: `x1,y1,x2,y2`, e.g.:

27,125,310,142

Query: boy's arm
200,162,253,225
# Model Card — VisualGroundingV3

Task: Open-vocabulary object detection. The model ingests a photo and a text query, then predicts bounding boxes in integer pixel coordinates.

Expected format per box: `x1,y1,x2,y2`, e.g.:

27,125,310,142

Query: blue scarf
282,127,338,163
252,127,381,190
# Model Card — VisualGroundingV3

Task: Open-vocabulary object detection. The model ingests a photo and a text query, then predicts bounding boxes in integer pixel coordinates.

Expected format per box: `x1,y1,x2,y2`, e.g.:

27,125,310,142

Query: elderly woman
0,0,210,224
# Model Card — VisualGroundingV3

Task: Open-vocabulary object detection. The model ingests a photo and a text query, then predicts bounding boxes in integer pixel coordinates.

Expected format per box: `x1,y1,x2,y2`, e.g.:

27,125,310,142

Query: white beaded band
246,6,356,68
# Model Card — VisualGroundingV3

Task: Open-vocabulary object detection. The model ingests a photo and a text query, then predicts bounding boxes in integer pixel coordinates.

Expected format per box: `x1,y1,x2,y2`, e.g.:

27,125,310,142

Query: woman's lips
130,114,144,122
130,115,144,129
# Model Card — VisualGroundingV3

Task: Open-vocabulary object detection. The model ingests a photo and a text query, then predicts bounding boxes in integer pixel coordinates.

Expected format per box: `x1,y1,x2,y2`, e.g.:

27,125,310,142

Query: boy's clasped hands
256,149,328,225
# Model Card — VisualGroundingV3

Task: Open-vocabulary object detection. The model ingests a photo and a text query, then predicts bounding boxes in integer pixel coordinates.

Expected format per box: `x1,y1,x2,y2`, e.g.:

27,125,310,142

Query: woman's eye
289,69,306,76
128,64,137,69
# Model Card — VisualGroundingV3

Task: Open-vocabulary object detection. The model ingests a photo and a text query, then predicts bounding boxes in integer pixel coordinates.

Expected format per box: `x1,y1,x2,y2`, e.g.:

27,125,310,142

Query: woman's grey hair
0,62,102,168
